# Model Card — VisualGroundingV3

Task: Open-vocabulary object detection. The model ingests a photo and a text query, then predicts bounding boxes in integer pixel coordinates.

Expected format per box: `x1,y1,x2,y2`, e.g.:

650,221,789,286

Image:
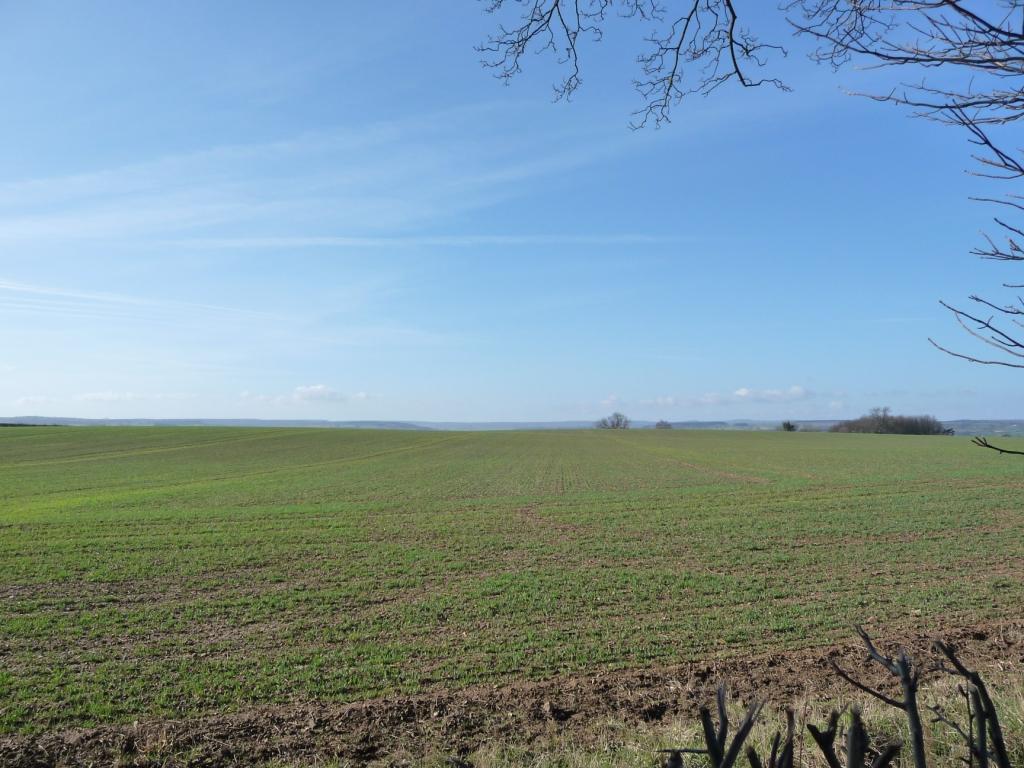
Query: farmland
1,426,1022,749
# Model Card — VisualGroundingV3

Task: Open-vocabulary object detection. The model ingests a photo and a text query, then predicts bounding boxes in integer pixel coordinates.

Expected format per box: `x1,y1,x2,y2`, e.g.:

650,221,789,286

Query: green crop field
1,427,1022,737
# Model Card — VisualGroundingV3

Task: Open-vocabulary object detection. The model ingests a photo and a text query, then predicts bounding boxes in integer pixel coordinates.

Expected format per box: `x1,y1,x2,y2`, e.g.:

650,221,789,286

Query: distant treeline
829,407,952,435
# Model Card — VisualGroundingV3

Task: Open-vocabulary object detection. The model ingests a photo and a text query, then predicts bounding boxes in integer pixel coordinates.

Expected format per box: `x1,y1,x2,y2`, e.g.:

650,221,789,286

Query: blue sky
1,1,1019,422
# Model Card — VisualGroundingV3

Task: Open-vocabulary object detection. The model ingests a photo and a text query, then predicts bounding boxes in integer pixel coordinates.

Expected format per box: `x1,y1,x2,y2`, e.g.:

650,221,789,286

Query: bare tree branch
480,2,1024,420
933,641,1013,768
478,0,789,126
970,436,1024,456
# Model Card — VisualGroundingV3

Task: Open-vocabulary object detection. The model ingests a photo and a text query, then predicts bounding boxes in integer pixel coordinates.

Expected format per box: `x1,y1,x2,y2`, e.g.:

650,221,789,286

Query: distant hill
409,421,599,431
664,420,736,430
941,420,1024,436
4,416,1024,435
661,420,835,431
0,417,431,430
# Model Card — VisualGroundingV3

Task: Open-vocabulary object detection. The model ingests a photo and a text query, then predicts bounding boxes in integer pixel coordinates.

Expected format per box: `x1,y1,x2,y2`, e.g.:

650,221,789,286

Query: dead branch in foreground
450,627,1015,768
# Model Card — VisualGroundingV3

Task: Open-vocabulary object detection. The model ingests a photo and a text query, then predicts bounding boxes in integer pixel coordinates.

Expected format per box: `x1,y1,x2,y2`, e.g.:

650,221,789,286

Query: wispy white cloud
242,385,371,405
0,277,276,323
0,105,626,246
296,324,456,349
293,384,359,402
14,395,54,408
639,396,679,407
0,275,454,356
640,385,816,410
180,233,680,249
73,391,194,403
732,385,811,403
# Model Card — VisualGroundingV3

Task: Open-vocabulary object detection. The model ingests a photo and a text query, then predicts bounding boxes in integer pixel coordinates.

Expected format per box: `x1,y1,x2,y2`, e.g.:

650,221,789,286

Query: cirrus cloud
242,385,370,405
639,385,815,410
732,385,810,403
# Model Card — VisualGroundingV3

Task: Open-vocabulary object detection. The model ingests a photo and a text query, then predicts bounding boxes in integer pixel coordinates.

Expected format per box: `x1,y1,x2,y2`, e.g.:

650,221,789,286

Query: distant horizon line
4,415,1023,428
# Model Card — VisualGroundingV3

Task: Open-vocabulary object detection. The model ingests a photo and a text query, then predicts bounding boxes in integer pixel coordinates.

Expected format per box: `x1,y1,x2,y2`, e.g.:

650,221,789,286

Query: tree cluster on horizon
596,412,631,429
829,406,951,435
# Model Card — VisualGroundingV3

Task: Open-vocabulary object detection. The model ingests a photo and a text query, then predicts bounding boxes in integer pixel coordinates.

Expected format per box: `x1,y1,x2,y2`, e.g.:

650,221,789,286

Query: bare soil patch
3,620,1023,767
514,504,587,536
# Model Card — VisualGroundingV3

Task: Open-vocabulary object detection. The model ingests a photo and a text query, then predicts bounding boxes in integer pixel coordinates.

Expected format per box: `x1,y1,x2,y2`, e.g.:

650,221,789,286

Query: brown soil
515,504,587,535
3,620,1023,768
